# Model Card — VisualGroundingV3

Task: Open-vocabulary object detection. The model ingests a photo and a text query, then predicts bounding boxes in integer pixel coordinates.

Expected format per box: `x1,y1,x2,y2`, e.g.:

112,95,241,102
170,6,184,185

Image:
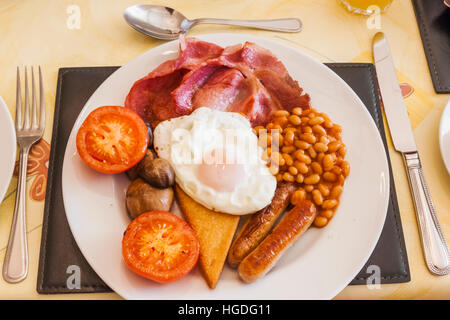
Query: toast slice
175,185,240,289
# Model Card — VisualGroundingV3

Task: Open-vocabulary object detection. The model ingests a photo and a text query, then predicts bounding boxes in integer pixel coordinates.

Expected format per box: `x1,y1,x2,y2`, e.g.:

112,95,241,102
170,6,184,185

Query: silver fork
2,66,45,283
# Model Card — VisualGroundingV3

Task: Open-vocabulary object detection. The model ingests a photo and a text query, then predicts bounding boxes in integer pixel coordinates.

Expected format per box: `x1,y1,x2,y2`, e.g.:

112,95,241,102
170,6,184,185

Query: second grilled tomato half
76,106,148,174
122,211,200,283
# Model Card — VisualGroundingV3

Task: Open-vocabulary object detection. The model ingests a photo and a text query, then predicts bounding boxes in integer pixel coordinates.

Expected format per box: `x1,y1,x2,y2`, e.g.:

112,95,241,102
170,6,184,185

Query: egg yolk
196,148,245,192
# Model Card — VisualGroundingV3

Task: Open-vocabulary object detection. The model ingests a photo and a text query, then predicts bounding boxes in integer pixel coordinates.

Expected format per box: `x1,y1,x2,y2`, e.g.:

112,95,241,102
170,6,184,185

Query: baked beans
255,107,349,228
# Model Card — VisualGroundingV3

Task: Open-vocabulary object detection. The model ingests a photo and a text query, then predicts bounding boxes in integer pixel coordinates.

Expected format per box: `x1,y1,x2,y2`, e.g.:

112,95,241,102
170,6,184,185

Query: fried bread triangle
175,185,240,289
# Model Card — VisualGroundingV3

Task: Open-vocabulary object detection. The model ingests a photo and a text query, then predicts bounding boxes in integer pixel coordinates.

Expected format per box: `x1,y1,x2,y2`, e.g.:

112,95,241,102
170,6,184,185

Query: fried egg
153,107,276,215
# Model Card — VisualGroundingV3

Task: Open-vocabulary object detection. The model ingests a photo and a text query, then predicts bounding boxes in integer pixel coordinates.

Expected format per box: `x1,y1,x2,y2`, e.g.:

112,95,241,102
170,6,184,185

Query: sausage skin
227,182,296,268
237,200,317,283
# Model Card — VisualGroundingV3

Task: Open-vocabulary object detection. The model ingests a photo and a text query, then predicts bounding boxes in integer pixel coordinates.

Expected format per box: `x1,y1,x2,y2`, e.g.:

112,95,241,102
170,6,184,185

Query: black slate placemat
37,64,410,294
412,0,450,93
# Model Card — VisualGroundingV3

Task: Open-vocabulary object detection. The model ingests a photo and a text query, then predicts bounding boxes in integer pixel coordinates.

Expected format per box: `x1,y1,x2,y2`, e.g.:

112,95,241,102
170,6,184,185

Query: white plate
62,34,389,300
0,96,16,202
439,100,450,174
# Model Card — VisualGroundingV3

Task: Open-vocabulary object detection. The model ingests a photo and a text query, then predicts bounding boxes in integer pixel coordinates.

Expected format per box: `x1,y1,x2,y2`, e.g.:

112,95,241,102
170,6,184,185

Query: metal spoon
123,5,302,40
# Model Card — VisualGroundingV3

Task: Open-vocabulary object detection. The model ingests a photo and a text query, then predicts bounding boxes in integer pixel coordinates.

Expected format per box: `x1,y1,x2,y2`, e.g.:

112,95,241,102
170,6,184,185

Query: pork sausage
238,200,317,283
227,182,296,268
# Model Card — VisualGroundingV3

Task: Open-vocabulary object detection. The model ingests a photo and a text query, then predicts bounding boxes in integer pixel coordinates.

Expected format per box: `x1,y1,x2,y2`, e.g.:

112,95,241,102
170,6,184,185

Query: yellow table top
0,0,449,300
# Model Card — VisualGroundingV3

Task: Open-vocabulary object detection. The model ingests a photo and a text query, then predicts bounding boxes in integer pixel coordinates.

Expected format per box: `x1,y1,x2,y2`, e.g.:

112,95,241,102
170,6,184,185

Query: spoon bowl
124,5,189,40
124,4,302,40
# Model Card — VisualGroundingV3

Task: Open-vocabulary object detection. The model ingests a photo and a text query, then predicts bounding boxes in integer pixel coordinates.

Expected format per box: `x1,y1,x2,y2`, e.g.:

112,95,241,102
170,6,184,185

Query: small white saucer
439,99,450,174
0,96,16,202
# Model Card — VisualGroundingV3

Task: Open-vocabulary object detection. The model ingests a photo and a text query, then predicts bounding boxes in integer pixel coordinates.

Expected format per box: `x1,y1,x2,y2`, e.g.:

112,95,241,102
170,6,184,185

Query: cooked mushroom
139,157,175,189
144,121,153,147
125,148,157,180
126,178,174,219
125,163,141,181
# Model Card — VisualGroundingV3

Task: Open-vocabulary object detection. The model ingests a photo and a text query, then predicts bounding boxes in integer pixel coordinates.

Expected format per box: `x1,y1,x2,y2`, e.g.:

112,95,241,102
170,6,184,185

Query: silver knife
373,32,450,276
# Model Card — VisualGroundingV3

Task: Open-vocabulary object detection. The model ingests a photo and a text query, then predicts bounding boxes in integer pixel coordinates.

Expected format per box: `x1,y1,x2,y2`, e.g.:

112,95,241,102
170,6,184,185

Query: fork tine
38,66,45,132
23,66,30,130
15,67,22,130
31,66,38,129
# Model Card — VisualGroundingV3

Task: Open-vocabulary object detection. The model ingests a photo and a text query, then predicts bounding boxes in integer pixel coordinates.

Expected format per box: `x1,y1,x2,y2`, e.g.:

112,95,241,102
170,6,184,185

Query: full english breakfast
75,37,349,288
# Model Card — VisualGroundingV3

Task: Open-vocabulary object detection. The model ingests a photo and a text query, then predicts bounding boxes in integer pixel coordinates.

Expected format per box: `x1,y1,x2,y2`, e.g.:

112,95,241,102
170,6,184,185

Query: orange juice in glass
339,0,393,15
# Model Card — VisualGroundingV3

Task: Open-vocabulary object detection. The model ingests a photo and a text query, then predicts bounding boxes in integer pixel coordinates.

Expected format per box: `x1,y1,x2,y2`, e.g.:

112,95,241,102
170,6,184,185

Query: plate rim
62,33,390,300
0,96,16,203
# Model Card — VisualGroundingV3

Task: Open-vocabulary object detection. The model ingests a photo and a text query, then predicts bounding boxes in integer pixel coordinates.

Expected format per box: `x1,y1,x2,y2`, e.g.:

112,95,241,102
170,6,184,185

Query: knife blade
373,32,416,153
373,32,449,276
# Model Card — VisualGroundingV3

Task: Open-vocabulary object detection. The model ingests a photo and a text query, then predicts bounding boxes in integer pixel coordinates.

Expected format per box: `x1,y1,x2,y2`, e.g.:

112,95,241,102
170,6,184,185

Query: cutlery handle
191,18,302,33
403,152,450,275
3,147,29,283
